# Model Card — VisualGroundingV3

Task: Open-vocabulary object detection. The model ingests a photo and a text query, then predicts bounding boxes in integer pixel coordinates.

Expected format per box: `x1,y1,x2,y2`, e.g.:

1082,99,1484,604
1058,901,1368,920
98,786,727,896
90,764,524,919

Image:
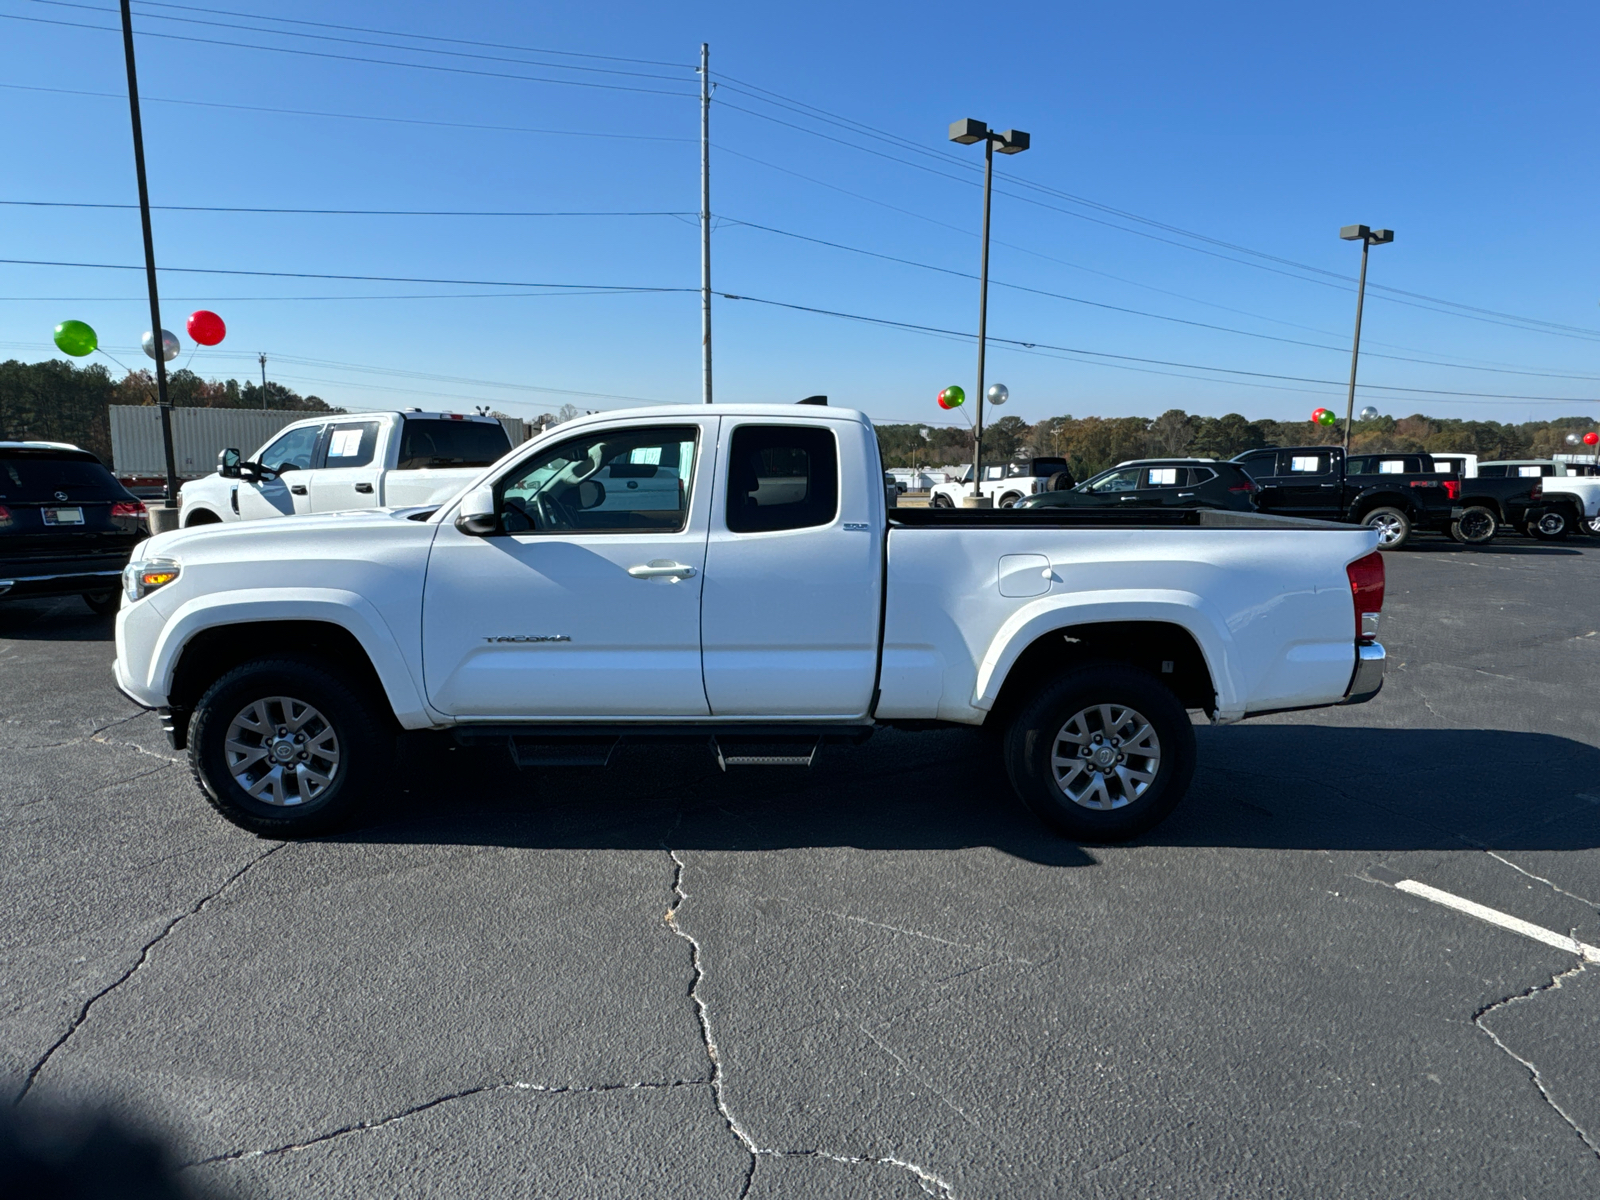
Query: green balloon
1316,408,1337,426
53,320,97,357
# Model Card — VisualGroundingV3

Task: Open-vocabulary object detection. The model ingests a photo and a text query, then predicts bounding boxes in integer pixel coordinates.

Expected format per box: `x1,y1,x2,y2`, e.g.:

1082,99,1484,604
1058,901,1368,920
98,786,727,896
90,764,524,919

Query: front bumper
1340,642,1385,705
0,566,124,600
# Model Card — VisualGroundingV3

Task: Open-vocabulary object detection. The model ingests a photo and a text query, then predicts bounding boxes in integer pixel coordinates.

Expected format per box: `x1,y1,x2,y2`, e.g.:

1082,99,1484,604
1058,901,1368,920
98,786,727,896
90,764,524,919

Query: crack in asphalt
12,840,287,1105
1483,850,1600,912
185,1078,711,1167
1474,960,1600,1160
663,848,955,1199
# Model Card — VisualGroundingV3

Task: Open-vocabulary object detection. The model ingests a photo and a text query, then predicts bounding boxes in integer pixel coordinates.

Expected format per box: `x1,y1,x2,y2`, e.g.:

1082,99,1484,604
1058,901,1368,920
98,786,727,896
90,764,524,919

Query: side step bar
453,723,870,771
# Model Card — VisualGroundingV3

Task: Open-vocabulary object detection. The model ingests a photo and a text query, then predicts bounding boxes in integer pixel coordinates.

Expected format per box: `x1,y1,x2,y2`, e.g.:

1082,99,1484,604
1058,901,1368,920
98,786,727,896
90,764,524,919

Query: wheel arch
151,591,437,730
981,611,1226,732
182,507,224,527
1350,491,1419,521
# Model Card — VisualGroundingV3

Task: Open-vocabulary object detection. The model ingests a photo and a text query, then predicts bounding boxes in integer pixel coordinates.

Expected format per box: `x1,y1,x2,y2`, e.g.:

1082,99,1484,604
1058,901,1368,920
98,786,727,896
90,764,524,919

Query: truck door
421,420,715,718
700,420,882,717
306,419,384,512
237,423,323,520
1268,450,1343,518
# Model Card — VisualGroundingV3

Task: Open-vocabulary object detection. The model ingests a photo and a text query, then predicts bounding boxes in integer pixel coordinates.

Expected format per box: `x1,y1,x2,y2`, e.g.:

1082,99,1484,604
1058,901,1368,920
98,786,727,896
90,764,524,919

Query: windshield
397,420,512,469
0,450,125,501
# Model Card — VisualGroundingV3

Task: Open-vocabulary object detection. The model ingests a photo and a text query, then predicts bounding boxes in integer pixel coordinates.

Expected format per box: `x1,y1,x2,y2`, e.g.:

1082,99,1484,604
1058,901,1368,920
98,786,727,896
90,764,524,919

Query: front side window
725,425,839,533
1079,467,1143,494
1235,453,1277,481
322,422,380,469
497,425,697,534
258,424,322,473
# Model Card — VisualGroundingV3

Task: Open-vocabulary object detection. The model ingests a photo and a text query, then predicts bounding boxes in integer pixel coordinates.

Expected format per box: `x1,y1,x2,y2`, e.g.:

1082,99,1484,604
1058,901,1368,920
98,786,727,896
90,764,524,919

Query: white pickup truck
928,457,1072,509
114,404,1386,841
176,410,513,527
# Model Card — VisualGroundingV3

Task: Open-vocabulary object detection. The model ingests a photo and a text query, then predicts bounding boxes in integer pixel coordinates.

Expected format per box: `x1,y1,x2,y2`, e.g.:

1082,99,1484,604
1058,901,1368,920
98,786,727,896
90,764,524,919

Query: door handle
355,482,374,494
290,484,307,495
628,560,697,579
1120,495,1140,501
1178,492,1195,497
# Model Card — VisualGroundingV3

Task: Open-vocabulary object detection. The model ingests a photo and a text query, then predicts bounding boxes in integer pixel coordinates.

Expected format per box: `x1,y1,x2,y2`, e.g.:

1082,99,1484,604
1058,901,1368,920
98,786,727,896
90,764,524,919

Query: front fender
146,588,438,730
972,588,1244,718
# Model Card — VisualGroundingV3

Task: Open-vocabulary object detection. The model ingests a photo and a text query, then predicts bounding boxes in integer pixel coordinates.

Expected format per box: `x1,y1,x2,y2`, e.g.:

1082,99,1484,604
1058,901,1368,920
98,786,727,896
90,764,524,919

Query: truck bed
890,507,1353,531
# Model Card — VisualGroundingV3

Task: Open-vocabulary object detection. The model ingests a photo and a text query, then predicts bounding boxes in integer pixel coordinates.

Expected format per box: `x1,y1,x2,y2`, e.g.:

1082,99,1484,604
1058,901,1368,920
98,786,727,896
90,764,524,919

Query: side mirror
218,448,242,478
454,484,499,536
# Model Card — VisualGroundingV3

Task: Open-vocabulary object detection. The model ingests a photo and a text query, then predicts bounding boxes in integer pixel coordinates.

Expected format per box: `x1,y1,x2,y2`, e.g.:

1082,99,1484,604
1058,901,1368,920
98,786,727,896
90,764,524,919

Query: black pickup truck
1231,447,1542,549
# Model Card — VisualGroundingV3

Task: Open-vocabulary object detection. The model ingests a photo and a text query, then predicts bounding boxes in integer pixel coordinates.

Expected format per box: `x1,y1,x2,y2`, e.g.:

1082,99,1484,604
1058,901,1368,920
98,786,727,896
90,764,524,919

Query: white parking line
1391,878,1600,963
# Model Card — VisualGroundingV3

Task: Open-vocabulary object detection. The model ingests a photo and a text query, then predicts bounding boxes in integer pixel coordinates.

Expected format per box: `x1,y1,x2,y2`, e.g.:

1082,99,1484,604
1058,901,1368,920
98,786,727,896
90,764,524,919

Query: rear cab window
725,425,839,533
1283,452,1335,475
397,419,512,470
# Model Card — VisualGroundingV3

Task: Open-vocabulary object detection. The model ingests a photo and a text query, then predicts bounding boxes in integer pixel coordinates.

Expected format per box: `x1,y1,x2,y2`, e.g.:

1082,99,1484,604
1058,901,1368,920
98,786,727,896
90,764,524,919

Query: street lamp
1338,224,1394,453
950,118,1030,506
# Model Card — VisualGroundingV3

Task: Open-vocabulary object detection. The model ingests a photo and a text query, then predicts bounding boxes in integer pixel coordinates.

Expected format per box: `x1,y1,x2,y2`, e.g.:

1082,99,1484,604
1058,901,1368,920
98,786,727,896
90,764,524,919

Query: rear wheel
189,657,389,836
82,589,121,616
1363,506,1412,550
1527,509,1570,540
1449,505,1498,546
998,492,1023,509
1003,664,1195,842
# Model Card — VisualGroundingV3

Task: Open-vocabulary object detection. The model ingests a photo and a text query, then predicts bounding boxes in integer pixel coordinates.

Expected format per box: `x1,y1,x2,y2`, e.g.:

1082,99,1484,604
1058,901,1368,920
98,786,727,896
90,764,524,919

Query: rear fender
147,588,436,729
973,589,1243,719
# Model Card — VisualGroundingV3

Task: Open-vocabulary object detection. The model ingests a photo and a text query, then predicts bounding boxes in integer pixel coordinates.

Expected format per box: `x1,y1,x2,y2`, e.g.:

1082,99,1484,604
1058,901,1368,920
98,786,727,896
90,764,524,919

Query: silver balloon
1358,406,1379,421
141,329,180,362
1567,433,1582,445
987,383,1009,406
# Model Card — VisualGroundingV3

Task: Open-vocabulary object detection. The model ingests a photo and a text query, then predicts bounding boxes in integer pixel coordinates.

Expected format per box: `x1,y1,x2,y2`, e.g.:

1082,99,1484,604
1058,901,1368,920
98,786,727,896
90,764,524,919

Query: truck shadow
1401,538,1585,556
0,597,116,642
349,725,1600,865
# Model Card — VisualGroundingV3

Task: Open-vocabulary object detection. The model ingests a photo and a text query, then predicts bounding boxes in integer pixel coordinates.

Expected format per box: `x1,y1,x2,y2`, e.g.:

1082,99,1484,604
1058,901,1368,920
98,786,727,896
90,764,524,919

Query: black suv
0,442,148,614
1017,459,1259,512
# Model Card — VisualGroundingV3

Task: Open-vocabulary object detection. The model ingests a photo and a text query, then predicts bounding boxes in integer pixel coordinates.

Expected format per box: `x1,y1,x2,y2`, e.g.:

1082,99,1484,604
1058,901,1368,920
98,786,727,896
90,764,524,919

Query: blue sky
2,0,1597,429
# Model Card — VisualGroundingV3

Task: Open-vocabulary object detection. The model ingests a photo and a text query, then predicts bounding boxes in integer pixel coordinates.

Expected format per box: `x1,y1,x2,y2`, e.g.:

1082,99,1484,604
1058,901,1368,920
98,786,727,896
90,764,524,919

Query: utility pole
119,0,178,517
259,351,267,409
699,42,712,404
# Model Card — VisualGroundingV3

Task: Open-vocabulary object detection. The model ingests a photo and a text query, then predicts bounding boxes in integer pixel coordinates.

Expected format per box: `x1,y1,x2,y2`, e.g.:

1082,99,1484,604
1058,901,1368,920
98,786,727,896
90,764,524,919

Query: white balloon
1358,406,1379,421
1567,433,1582,445
142,329,180,362
987,383,1009,405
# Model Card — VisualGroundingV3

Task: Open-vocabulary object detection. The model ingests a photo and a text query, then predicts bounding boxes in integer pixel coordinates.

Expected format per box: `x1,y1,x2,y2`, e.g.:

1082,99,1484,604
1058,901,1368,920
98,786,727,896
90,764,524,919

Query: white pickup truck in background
929,457,1073,508
176,410,514,526
114,404,1385,842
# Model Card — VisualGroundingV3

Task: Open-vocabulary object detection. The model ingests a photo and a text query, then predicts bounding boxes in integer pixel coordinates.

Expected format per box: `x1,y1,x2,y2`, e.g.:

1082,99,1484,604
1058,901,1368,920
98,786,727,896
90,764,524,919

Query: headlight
124,557,181,602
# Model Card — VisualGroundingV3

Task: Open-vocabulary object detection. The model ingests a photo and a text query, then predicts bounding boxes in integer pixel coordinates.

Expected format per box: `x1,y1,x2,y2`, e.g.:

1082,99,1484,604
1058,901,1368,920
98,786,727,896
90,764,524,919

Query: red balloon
187,310,226,346
1584,431,1599,446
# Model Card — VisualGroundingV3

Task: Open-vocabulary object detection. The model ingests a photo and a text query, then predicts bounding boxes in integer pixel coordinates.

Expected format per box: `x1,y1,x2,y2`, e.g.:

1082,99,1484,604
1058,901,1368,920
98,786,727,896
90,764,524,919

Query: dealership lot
4,538,1599,1198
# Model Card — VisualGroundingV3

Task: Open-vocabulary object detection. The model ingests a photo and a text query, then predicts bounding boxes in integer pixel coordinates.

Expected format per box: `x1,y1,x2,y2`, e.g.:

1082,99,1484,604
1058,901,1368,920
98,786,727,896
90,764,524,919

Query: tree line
0,358,341,465
876,409,1600,479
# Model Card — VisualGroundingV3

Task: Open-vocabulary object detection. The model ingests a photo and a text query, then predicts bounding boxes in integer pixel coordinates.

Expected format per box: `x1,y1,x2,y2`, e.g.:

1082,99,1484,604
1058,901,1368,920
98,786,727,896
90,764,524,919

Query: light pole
950,119,1029,506
1338,224,1393,453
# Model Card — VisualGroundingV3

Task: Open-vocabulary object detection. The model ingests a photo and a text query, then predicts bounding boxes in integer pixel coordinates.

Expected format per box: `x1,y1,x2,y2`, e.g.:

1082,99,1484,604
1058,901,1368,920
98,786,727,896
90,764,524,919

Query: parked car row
1019,447,1600,549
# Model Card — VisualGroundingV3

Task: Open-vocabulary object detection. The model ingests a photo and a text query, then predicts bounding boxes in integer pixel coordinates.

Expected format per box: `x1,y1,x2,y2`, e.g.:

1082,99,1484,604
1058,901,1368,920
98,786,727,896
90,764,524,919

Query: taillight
111,500,147,518
1443,480,1459,500
0,504,10,526
1228,481,1260,494
1531,481,1543,499
1347,551,1385,642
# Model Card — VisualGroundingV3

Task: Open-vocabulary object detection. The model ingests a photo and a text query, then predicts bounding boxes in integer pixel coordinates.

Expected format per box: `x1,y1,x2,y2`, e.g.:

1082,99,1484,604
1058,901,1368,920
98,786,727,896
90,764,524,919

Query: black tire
82,589,121,616
1587,515,1600,537
1362,505,1412,550
931,493,955,509
1527,509,1570,540
1448,505,1498,546
188,656,390,836
1003,663,1196,842
998,492,1022,509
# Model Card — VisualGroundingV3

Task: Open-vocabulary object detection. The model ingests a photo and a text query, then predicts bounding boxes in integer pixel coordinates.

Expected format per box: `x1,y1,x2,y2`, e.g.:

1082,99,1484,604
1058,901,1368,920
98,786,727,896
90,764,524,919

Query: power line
127,0,692,68
0,81,698,143
2,11,700,98
31,0,695,83
715,292,1599,404
0,256,696,291
1,199,696,217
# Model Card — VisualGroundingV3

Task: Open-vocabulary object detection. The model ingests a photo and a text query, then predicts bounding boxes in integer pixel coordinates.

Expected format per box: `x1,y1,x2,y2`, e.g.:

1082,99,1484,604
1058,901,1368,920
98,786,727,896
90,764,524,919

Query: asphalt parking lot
4,534,1600,1198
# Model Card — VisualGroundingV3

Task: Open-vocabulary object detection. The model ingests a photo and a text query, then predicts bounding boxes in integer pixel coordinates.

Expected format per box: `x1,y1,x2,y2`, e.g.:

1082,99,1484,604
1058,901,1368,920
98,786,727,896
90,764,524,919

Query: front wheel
930,493,955,509
1003,664,1196,842
1449,506,1498,546
1527,509,1570,540
1587,515,1600,536
82,589,121,615
189,657,389,836
1363,506,1412,550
